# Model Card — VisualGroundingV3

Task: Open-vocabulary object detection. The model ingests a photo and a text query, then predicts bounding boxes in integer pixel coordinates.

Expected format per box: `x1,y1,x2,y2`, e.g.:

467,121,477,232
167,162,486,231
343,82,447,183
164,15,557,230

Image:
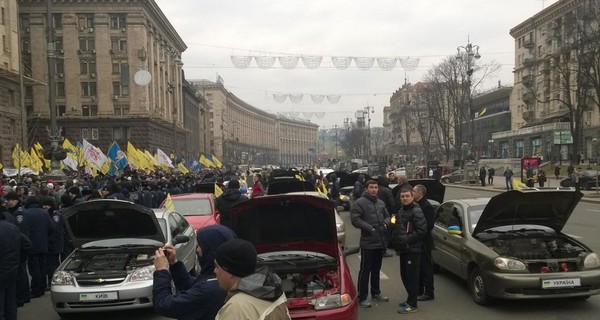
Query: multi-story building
0,0,21,166
20,0,189,154
506,0,600,162
382,105,393,158
193,80,318,166
182,77,203,156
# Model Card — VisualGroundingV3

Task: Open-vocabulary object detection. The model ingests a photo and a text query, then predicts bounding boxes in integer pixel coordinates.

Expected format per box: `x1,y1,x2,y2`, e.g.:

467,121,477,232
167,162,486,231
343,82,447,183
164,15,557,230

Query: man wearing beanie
152,225,236,320
216,179,248,229
215,239,290,320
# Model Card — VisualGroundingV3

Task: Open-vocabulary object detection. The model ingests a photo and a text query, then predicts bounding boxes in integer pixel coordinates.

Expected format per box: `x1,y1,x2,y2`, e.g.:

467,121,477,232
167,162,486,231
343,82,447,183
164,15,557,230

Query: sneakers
398,303,419,314
372,294,389,302
417,294,434,301
359,299,372,308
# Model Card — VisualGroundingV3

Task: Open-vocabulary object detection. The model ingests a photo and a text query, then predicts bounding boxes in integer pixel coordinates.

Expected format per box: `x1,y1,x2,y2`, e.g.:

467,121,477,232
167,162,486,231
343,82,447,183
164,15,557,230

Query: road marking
380,271,389,280
587,209,600,213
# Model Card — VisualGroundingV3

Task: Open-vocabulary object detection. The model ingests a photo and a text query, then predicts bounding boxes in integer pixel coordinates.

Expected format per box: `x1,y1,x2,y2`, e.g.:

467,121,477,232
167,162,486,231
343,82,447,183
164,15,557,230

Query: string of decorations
231,55,420,71
272,93,342,104
277,112,326,119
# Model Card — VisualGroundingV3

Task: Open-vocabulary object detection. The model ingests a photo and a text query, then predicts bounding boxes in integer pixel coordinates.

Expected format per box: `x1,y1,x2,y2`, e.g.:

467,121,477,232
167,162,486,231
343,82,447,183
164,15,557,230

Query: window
52,13,62,28
56,105,66,117
78,14,94,29
515,140,524,158
112,60,128,74
113,104,130,116
80,59,96,74
79,37,95,51
2,35,7,52
10,119,16,135
91,128,99,140
55,36,63,51
21,40,30,52
531,137,542,156
82,105,97,117
112,127,130,140
1,7,5,25
81,82,97,96
81,128,90,140
54,61,64,74
111,37,127,51
20,14,30,29
55,82,65,97
8,90,15,108
110,14,127,29
112,82,129,96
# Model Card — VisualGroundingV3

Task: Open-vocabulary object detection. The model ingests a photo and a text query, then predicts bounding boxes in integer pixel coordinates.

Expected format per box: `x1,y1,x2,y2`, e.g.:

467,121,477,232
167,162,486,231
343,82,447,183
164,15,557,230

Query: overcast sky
155,0,558,128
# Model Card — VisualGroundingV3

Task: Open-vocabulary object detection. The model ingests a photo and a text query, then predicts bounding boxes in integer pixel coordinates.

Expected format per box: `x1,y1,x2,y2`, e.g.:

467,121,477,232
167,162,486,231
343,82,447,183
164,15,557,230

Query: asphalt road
17,186,600,320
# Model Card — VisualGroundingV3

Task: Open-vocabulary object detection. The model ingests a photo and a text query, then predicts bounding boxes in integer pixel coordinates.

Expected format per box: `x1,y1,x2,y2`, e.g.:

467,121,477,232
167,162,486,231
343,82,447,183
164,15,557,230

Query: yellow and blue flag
107,142,128,170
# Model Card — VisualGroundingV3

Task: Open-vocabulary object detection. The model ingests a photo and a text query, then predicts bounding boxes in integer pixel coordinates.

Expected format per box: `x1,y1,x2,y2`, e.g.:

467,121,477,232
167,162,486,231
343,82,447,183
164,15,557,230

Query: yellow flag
295,173,305,181
164,193,175,212
0,162,3,170
199,154,215,168
512,178,527,190
178,162,189,174
29,148,43,172
212,155,222,168
215,184,223,198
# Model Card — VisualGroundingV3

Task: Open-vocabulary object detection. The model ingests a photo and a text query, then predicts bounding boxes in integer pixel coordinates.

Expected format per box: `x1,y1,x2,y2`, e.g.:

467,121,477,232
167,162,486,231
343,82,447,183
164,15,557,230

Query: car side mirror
173,235,190,246
447,225,462,236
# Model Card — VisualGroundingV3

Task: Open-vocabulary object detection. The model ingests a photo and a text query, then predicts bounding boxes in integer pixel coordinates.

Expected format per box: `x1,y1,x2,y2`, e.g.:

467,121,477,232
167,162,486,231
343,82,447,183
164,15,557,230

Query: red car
231,194,358,319
160,193,220,231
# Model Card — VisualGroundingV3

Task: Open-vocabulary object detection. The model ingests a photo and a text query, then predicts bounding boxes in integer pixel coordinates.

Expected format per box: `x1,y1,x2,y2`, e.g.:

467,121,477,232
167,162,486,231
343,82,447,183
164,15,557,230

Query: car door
432,202,464,277
169,212,196,272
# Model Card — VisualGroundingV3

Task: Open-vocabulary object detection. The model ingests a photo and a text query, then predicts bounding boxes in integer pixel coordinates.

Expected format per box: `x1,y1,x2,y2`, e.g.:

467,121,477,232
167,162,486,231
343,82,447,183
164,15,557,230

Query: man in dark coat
413,185,435,301
376,176,396,258
0,212,32,320
41,196,64,289
351,180,390,308
390,186,427,314
5,191,31,306
23,196,55,298
216,180,248,229
153,225,236,320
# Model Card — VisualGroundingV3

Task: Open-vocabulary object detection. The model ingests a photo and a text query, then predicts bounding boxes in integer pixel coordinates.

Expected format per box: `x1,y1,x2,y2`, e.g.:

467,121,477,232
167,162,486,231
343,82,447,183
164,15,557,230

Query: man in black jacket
216,180,248,229
351,180,390,308
390,186,427,314
413,185,435,301
0,211,32,320
376,176,395,258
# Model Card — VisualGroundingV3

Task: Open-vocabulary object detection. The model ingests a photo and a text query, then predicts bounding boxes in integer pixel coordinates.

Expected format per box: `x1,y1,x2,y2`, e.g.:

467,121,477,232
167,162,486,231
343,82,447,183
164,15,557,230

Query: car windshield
467,204,487,233
172,198,213,216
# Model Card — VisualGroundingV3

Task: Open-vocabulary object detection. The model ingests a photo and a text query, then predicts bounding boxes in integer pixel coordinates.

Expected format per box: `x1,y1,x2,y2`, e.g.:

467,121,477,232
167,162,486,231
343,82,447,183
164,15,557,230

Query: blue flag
189,156,200,172
107,142,128,170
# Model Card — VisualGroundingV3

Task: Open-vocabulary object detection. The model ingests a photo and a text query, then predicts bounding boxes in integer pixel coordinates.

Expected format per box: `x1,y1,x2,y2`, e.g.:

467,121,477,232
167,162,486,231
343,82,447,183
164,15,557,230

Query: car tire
469,267,492,306
442,178,450,184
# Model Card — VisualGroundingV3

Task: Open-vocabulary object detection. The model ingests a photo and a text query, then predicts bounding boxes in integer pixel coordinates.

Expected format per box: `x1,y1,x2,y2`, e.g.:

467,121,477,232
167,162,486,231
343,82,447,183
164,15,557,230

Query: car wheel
469,267,492,306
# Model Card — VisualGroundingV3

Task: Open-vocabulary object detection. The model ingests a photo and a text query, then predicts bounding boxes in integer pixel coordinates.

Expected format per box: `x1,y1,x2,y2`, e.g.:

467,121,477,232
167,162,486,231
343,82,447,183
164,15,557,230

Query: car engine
63,248,156,285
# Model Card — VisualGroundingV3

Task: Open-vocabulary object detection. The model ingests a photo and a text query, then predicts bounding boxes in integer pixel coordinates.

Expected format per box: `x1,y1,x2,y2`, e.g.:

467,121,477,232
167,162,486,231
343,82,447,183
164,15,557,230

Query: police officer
4,191,31,306
23,196,55,298
41,197,63,289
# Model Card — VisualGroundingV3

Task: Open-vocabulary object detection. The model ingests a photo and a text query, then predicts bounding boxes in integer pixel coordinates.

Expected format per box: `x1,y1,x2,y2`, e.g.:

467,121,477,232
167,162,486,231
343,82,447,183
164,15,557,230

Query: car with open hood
51,200,196,316
231,194,358,319
431,190,600,305
160,192,220,231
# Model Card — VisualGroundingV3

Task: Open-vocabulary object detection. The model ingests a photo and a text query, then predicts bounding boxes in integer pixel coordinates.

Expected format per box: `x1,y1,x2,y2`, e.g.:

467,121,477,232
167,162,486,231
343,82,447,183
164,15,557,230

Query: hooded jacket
216,189,248,229
216,267,291,320
153,225,236,320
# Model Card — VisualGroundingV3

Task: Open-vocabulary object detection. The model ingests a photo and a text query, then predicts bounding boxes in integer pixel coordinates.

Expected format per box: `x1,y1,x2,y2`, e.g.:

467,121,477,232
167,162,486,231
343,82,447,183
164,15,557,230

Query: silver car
51,200,196,317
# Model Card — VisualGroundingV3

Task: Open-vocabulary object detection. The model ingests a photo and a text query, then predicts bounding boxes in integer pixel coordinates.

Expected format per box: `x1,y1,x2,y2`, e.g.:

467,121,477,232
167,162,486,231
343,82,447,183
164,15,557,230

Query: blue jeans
505,178,513,190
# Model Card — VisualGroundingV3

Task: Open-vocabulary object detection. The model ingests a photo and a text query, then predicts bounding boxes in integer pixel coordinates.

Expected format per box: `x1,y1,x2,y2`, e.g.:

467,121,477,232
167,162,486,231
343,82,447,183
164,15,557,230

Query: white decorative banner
310,94,325,104
278,56,300,69
230,55,253,69
331,56,353,70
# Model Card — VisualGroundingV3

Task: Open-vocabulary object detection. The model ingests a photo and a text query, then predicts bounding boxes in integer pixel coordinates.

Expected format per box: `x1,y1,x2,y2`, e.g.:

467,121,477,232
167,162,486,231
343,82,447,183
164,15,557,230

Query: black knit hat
215,239,257,278
228,179,240,189
5,191,19,201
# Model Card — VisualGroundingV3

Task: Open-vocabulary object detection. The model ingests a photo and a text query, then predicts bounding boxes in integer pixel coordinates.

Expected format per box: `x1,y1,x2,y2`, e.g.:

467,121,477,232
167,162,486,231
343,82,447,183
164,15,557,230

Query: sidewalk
447,176,600,204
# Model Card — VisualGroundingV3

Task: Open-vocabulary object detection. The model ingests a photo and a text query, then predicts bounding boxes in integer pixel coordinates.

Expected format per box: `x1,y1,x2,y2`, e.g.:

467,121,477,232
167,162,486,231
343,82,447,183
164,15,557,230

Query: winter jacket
251,181,265,198
0,219,31,288
25,206,55,254
351,192,390,249
216,189,248,229
216,267,290,320
390,201,427,253
417,197,435,251
153,225,236,320
376,176,395,215
48,209,65,254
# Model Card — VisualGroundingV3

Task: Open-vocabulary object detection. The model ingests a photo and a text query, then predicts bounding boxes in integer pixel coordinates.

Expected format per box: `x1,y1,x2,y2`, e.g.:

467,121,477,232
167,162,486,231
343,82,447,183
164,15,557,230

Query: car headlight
583,253,600,270
339,195,349,201
336,223,344,233
494,257,526,271
52,271,75,286
130,265,156,282
314,293,352,310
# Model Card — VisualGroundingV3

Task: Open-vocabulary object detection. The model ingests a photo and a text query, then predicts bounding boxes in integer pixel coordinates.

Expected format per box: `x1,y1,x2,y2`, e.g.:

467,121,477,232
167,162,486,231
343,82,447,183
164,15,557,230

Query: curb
445,184,600,204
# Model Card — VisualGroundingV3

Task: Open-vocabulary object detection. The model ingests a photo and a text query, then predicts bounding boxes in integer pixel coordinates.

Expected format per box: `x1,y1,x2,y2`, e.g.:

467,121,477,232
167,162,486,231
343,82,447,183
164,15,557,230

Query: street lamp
593,138,599,194
456,39,481,151
364,106,374,162
488,139,494,158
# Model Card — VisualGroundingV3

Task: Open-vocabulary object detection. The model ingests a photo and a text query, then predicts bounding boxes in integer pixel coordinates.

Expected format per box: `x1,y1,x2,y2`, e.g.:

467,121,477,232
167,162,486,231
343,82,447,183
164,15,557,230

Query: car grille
76,271,127,286
527,261,579,273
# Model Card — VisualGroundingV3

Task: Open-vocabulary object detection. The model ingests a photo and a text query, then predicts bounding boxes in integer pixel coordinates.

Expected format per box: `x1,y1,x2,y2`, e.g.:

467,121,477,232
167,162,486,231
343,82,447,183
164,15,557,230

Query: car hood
267,180,315,195
62,200,165,248
391,179,446,203
472,190,583,235
231,194,339,258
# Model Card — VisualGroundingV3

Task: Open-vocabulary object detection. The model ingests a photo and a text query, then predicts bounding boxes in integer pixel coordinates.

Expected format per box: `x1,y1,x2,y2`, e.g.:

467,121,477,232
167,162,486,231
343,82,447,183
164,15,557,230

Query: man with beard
153,225,236,320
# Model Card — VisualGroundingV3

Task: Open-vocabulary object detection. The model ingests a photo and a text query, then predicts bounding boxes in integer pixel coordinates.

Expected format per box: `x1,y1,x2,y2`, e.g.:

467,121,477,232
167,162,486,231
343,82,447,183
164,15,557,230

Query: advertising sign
521,157,541,185
553,130,573,144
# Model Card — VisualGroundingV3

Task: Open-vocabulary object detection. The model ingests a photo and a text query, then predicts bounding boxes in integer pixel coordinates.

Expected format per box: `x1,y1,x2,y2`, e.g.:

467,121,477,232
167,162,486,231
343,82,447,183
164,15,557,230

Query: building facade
20,0,188,154
193,80,318,167
506,0,600,162
182,77,202,156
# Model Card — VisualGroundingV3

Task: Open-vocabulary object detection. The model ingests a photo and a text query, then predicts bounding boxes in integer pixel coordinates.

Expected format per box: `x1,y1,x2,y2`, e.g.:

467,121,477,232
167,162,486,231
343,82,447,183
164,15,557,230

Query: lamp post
488,139,494,158
456,39,481,151
593,138,599,194
364,106,374,162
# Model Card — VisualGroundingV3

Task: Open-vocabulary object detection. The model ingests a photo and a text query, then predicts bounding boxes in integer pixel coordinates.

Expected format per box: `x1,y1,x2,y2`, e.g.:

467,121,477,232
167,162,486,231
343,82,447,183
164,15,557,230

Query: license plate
541,278,581,289
79,292,118,301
